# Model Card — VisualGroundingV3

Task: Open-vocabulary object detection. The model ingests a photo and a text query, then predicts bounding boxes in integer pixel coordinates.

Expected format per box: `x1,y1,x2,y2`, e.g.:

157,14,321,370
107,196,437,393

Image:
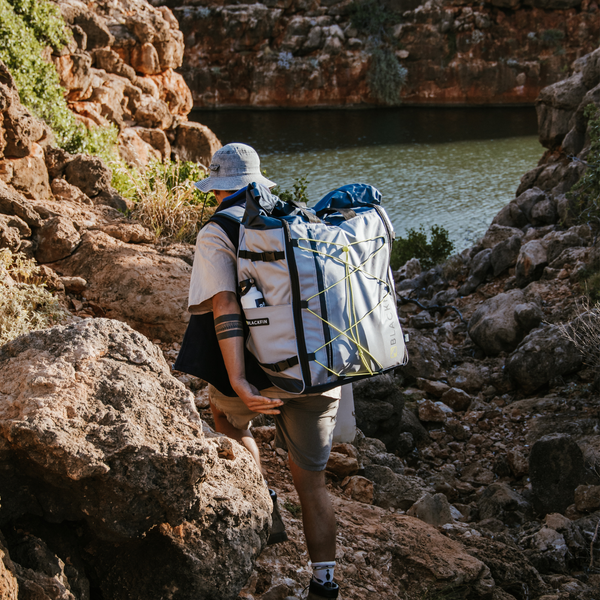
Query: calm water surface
191,108,542,251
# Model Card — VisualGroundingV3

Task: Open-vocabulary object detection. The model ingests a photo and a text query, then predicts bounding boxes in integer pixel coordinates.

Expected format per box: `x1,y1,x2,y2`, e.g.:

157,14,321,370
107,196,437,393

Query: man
179,143,341,600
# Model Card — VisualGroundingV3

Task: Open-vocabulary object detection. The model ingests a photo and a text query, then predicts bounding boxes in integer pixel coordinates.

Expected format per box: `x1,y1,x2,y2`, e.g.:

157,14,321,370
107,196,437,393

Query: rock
34,216,81,264
98,223,154,244
363,465,430,510
133,127,171,161
407,492,454,527
448,362,486,394
395,432,415,456
526,527,569,574
63,154,113,199
52,230,190,343
536,72,587,149
490,234,522,276
399,329,445,380
460,535,549,599
505,324,583,393
398,406,431,446
0,539,17,600
440,388,472,412
444,417,471,441
460,248,492,295
416,377,450,398
529,434,588,516
478,483,530,526
515,240,548,287
51,178,93,205
326,443,359,479
5,143,51,201
0,180,42,227
354,433,405,473
353,374,404,452
395,257,421,280
543,227,588,264
480,224,524,249
506,446,529,478
341,475,374,504
0,214,26,251
60,276,87,294
418,399,452,423
172,121,221,166
0,319,270,600
118,128,161,167
574,485,600,512
468,289,541,356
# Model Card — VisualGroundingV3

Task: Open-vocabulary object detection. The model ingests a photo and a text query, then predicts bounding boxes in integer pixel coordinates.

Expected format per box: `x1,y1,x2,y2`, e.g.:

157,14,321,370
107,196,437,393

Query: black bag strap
259,353,315,373
286,199,322,224
316,207,357,221
238,250,285,262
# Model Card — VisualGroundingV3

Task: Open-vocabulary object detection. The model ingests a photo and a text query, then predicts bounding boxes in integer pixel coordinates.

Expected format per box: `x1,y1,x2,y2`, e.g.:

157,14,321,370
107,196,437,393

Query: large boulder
505,324,583,393
52,230,191,343
352,374,404,452
529,434,588,516
0,319,270,600
171,121,222,166
467,289,543,356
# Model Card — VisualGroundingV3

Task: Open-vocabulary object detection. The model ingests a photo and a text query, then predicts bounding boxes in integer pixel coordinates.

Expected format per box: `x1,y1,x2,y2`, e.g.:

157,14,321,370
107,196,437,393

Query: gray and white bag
221,182,408,394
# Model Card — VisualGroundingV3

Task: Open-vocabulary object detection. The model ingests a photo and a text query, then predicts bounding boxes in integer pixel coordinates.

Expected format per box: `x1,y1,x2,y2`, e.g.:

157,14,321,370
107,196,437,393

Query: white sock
311,561,335,586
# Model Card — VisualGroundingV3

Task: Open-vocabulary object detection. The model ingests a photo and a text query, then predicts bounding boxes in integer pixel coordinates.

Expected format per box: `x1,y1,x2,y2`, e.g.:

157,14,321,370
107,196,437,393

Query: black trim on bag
260,353,316,373
239,250,285,262
283,221,311,388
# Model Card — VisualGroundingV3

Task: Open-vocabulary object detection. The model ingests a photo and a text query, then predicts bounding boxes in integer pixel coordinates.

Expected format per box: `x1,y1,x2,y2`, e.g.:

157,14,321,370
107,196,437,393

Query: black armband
215,314,244,340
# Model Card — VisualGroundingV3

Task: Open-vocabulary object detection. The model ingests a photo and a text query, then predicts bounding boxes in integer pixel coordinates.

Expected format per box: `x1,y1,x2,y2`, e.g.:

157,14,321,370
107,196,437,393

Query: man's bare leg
288,455,336,562
210,402,262,472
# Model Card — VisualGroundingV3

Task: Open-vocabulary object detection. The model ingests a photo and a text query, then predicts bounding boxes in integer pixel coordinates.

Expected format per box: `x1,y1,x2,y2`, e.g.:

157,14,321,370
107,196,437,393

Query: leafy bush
566,104,600,225
0,0,117,156
274,175,310,205
111,159,218,243
368,47,407,105
348,0,399,36
0,249,67,345
390,225,455,271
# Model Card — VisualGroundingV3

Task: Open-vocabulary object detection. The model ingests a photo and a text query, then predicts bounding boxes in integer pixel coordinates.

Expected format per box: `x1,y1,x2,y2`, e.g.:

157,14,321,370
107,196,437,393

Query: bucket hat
194,143,276,192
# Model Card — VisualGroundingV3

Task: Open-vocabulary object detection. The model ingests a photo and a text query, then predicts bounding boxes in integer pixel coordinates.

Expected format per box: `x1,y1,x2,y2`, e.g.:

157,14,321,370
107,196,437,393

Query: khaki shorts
209,385,340,472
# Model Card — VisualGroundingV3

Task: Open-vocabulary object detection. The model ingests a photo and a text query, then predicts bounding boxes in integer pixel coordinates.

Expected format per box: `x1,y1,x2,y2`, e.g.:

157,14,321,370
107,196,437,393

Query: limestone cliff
151,0,600,107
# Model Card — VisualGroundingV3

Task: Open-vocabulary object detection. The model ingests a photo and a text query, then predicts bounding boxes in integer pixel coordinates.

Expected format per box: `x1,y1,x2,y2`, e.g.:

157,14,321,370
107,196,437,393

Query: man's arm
212,291,283,414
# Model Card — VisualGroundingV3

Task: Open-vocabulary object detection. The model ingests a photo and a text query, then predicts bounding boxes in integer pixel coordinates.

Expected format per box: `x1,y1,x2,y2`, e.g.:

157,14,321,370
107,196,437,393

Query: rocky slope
1,21,600,600
152,0,600,107
53,0,220,166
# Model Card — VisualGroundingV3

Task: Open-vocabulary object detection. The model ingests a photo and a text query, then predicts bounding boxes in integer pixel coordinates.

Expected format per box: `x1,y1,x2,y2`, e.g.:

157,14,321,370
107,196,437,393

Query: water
191,107,543,251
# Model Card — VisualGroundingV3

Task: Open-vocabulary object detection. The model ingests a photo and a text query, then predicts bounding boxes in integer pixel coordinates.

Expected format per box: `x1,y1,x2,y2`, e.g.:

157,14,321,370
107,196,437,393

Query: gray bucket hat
194,143,276,192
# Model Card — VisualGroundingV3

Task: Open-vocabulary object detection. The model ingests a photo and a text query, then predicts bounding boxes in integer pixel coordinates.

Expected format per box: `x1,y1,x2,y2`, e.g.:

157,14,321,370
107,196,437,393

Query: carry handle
316,207,357,221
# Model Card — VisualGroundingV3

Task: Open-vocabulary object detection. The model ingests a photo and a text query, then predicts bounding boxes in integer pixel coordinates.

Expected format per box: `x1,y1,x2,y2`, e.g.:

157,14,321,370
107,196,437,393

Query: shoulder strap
209,204,244,251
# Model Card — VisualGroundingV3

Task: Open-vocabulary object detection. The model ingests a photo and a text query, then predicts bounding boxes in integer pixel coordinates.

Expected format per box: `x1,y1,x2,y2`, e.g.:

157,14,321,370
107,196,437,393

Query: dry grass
0,249,67,346
558,298,600,374
111,159,218,244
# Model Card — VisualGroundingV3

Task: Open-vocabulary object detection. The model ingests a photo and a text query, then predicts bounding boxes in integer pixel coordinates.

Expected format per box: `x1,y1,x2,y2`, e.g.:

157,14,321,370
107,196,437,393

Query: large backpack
216,182,408,395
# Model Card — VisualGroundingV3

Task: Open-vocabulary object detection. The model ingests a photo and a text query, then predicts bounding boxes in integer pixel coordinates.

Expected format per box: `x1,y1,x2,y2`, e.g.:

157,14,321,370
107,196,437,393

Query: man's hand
213,291,283,414
230,377,283,415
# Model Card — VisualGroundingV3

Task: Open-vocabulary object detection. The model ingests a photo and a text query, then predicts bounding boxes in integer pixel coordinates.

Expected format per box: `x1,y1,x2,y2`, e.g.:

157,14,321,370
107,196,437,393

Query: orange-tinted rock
342,475,374,504
35,216,81,264
172,121,221,166
6,143,51,201
131,42,162,75
118,128,161,168
147,69,193,117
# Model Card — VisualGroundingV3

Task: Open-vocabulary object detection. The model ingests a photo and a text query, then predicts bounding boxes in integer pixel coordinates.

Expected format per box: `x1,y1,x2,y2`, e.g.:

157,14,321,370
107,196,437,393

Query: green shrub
566,104,600,225
274,175,310,205
0,249,67,345
348,0,398,36
0,0,117,156
368,47,407,105
390,225,455,271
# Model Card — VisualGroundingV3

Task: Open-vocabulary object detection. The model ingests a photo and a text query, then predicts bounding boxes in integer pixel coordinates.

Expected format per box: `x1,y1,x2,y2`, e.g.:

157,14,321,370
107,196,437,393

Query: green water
191,107,543,251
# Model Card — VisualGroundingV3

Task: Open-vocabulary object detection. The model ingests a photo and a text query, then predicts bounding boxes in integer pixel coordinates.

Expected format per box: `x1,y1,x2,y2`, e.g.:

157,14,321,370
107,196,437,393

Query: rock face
151,0,600,107
0,319,271,600
52,0,220,165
